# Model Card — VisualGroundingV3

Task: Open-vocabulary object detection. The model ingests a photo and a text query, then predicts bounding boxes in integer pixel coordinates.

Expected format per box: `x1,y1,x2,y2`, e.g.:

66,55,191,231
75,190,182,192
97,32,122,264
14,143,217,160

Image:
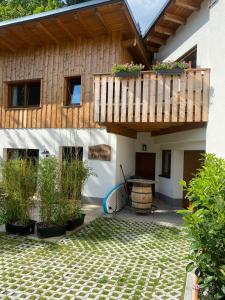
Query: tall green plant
179,154,225,300
61,159,93,219
0,158,37,224
38,157,67,225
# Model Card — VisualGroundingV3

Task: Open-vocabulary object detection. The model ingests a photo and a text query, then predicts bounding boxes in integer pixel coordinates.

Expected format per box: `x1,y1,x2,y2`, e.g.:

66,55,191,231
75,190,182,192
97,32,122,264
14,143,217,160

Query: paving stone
0,217,189,299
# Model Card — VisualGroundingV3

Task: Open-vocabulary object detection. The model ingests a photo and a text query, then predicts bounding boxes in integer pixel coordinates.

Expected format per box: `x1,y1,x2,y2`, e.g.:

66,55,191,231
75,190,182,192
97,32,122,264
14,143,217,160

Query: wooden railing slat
157,74,163,122
128,78,134,122
121,79,128,122
149,73,156,122
195,71,202,122
164,76,171,122
100,76,107,122
107,76,114,122
187,71,194,122
202,71,210,122
179,73,186,122
142,74,149,122
114,77,120,122
94,76,100,122
135,78,141,122
171,75,179,122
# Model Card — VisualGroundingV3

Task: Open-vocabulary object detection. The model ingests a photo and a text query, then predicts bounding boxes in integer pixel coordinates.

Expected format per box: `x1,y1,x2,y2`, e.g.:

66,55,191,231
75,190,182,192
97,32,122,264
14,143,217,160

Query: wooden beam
147,36,165,45
106,124,137,139
122,38,137,48
175,0,199,11
151,123,206,136
95,9,110,33
0,33,16,52
73,13,92,38
146,45,159,53
154,25,175,36
121,6,150,68
36,22,59,44
56,19,76,41
164,13,186,25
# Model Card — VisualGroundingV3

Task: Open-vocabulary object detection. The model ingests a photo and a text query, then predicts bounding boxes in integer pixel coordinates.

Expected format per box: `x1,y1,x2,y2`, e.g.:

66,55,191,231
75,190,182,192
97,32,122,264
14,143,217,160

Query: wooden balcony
94,69,210,137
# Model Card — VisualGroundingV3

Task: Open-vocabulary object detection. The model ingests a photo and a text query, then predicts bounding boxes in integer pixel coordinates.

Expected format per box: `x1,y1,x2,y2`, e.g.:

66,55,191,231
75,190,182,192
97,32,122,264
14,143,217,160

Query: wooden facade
94,69,210,137
0,0,150,130
0,34,130,129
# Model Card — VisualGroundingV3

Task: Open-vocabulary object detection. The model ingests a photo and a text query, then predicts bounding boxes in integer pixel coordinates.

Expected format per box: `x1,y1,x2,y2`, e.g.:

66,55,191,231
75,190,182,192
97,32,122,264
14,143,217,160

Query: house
0,0,218,208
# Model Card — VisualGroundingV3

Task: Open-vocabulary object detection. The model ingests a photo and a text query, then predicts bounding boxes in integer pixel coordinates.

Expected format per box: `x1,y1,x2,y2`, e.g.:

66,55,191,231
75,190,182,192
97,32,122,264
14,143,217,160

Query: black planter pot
36,222,66,238
156,68,184,75
66,214,86,231
114,71,141,78
6,220,36,236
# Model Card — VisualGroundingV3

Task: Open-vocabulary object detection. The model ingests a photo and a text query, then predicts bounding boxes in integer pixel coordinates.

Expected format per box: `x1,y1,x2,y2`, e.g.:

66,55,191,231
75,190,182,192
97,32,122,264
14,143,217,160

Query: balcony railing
94,69,210,124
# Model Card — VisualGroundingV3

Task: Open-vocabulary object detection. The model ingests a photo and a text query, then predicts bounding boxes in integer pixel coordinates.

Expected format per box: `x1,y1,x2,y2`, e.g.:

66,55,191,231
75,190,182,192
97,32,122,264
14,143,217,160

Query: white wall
116,135,135,184
135,129,206,200
156,0,225,158
0,128,117,199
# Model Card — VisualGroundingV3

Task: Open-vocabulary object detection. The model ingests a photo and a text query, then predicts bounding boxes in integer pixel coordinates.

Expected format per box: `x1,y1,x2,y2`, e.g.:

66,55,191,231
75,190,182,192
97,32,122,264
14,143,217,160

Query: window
178,46,197,68
62,147,83,163
65,77,82,106
8,81,41,108
160,150,171,178
7,149,39,165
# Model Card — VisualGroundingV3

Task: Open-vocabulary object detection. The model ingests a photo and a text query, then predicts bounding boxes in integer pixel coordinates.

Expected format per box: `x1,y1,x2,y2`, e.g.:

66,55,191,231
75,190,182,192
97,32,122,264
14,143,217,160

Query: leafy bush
0,159,37,224
61,159,94,219
179,154,225,300
112,62,144,74
38,157,67,225
152,60,189,71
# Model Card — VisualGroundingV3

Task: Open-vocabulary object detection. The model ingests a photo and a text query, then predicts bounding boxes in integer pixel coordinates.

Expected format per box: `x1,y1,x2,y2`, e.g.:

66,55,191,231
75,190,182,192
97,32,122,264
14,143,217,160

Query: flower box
114,71,141,78
6,220,36,236
66,213,86,231
156,68,184,75
36,222,66,238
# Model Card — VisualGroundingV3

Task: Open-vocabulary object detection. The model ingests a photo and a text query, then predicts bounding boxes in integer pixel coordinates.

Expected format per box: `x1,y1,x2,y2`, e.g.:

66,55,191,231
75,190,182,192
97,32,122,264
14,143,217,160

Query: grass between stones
0,217,189,299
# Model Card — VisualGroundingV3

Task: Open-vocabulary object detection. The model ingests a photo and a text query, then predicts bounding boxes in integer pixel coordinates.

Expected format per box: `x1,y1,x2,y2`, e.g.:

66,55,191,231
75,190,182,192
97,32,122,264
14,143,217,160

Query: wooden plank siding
94,69,210,124
0,33,124,129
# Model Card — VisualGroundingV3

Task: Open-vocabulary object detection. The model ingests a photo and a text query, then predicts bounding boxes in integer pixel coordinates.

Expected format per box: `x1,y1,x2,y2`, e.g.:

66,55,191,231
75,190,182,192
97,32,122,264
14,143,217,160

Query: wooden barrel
131,184,152,211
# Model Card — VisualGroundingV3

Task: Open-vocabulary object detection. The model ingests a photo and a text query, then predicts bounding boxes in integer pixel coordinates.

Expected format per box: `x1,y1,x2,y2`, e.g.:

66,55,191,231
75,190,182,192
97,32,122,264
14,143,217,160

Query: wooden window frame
160,150,171,179
64,76,82,107
177,46,197,68
7,79,41,109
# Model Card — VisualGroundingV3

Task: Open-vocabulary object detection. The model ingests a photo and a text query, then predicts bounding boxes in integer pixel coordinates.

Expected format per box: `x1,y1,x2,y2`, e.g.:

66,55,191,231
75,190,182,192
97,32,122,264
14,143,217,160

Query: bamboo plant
0,158,37,225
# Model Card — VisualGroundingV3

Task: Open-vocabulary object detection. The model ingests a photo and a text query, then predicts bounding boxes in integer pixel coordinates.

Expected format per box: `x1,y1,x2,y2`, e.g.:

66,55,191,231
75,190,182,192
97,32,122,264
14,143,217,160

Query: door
135,152,156,193
183,150,205,208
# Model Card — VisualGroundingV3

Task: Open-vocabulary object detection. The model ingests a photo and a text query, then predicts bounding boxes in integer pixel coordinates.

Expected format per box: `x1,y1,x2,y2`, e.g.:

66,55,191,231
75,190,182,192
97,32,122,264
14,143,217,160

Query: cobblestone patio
0,216,189,300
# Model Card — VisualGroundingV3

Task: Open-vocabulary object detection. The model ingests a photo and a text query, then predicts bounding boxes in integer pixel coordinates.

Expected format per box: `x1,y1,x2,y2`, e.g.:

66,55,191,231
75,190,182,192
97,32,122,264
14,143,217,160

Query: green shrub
179,154,225,299
38,157,67,225
0,158,37,224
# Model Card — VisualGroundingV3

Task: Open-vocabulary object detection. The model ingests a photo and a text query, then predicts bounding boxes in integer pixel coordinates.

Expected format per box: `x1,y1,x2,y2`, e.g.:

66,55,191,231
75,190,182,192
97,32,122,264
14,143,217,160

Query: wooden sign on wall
88,144,111,161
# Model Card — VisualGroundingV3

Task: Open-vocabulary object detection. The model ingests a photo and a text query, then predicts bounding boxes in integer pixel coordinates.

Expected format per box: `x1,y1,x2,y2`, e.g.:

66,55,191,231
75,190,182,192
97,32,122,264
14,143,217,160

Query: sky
126,0,168,34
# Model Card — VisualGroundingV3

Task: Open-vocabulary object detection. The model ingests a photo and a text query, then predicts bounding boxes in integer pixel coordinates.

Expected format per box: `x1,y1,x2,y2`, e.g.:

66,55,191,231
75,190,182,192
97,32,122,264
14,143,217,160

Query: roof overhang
144,0,204,53
0,0,150,67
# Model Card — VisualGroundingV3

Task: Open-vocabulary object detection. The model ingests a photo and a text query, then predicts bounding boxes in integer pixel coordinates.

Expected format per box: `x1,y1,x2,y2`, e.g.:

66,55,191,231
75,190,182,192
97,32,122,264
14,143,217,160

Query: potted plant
0,158,37,235
37,157,67,238
152,60,189,75
61,159,93,231
112,62,144,78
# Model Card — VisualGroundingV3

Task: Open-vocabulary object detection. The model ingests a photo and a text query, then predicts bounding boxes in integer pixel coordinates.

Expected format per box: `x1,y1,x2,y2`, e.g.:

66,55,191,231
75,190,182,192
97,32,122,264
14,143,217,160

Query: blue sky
127,0,168,34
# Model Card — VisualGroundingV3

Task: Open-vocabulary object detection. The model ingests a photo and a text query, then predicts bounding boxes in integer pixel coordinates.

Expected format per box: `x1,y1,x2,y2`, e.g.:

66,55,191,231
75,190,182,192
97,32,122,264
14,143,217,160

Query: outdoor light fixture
142,144,147,152
41,149,50,158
